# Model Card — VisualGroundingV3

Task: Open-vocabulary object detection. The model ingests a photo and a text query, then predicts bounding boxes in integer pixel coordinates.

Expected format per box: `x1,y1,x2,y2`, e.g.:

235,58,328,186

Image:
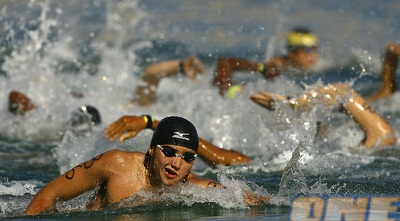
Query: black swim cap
68,105,101,134
150,116,198,152
80,105,101,125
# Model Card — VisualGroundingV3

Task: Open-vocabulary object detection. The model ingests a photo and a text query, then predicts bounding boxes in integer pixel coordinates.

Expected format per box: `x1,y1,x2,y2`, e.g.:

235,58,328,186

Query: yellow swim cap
226,85,243,99
286,30,318,47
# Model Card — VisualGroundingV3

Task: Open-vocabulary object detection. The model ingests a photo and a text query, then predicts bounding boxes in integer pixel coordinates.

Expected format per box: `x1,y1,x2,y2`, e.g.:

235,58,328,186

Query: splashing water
0,0,400,219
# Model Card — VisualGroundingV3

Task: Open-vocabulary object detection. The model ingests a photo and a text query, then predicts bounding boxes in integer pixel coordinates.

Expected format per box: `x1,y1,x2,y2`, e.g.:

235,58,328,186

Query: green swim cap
226,85,243,99
286,28,318,48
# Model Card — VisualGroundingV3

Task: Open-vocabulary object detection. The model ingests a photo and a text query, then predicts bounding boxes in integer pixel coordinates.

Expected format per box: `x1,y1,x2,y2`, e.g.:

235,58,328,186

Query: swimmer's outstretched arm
250,83,397,148
296,84,396,147
213,57,259,95
135,55,205,106
104,115,250,166
25,151,118,215
340,87,397,147
105,115,157,142
213,56,285,95
197,138,250,166
249,91,288,110
367,42,400,101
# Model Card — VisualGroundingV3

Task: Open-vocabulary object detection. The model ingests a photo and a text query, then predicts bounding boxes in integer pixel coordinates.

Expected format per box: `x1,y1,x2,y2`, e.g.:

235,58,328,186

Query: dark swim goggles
288,45,317,53
156,145,197,163
302,46,317,54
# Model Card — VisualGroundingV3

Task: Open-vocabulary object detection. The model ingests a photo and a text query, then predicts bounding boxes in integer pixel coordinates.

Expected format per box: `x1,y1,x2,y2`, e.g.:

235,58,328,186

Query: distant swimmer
250,83,397,148
8,90,102,134
213,30,400,103
213,27,319,96
135,55,206,106
25,116,268,215
68,105,102,134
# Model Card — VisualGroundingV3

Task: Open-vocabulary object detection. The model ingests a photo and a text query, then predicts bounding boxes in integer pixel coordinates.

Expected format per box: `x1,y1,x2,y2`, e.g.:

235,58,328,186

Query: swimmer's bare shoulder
86,150,149,206
102,149,146,172
98,150,149,190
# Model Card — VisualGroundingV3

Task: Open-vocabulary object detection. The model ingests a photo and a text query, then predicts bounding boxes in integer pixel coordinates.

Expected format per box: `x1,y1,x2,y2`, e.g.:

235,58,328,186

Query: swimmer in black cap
105,115,250,166
68,105,102,134
213,27,319,96
144,116,200,186
150,116,198,152
25,116,268,215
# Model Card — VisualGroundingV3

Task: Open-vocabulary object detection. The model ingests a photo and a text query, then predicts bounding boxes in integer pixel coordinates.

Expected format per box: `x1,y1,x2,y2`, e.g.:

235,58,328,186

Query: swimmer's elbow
25,190,57,215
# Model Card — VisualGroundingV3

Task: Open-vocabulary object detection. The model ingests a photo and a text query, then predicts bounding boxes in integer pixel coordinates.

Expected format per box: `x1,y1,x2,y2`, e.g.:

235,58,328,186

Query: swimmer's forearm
25,189,57,215
143,60,181,78
387,42,400,56
197,138,250,166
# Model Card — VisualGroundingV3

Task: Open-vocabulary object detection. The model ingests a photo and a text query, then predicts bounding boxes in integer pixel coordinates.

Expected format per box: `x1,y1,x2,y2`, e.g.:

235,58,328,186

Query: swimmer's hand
183,55,206,81
250,91,287,110
104,115,146,142
243,190,270,206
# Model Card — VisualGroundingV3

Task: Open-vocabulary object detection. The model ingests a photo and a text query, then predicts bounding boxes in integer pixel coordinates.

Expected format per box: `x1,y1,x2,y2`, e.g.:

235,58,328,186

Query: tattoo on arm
65,154,103,179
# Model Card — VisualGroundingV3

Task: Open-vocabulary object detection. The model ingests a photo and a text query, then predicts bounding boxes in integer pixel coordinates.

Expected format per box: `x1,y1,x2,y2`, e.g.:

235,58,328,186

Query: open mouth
165,168,178,178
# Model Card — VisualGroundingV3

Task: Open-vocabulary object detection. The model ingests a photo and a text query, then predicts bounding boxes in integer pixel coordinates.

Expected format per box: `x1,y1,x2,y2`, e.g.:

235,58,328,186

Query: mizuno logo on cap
172,132,190,141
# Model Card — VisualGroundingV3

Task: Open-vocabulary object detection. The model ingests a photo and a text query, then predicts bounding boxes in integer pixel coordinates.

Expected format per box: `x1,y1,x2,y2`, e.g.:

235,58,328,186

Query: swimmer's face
288,46,318,69
149,144,196,186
